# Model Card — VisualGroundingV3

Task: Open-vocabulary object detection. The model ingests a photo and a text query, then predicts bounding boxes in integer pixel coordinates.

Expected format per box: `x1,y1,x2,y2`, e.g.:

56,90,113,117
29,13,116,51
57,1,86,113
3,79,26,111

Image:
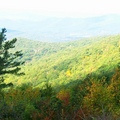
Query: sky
0,0,120,18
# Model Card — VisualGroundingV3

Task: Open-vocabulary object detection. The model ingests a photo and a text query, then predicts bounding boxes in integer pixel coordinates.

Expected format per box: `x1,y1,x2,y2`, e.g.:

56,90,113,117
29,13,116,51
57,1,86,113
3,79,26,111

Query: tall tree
0,28,24,88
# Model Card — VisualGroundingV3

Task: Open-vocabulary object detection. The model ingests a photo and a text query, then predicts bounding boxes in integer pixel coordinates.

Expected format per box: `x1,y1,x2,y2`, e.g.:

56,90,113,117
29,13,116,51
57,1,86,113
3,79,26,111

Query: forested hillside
0,33,120,119
6,35,120,89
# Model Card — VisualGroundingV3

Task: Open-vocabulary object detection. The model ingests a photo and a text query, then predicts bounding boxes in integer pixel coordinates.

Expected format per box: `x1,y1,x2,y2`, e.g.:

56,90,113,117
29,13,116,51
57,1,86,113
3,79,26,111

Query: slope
5,35,120,88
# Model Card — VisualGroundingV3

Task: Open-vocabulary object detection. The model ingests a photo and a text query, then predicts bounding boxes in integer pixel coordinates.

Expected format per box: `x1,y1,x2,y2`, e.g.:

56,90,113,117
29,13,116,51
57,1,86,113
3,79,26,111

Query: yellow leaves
66,69,72,77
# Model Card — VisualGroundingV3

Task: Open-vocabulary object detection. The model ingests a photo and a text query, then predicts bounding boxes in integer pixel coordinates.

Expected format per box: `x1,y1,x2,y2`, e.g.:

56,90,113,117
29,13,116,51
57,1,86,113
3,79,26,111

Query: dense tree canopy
0,31,119,119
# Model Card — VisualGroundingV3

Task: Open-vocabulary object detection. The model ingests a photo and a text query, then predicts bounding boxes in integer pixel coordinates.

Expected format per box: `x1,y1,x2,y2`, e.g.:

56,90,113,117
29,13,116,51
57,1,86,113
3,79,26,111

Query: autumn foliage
0,65,119,119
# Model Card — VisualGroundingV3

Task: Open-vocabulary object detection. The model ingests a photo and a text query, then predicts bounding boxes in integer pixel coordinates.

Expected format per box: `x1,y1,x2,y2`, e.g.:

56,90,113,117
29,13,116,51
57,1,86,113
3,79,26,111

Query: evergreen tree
0,28,24,88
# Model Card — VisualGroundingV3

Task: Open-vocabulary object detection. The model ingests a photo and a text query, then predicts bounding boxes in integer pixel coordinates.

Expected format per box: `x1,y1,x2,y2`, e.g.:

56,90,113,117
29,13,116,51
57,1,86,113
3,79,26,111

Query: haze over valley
1,12,120,42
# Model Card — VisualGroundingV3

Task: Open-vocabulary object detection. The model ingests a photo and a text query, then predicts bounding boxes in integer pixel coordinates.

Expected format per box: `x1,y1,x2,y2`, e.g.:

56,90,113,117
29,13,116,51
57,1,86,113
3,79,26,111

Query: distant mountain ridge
1,14,120,42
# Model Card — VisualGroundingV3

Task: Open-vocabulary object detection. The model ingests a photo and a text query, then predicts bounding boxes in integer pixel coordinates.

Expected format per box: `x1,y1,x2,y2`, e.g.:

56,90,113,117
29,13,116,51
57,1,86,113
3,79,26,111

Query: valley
6,35,120,89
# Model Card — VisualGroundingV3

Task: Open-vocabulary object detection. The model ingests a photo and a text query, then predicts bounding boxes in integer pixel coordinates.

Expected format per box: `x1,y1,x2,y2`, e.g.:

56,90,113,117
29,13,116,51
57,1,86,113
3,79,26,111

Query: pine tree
0,28,24,88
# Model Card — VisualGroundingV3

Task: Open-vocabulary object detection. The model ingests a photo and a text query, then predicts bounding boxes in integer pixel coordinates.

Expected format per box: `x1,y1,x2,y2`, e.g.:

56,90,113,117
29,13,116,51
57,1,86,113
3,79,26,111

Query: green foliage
0,28,25,105
6,35,120,88
40,82,54,98
0,34,120,119
0,29,25,101
0,68,119,119
0,28,24,75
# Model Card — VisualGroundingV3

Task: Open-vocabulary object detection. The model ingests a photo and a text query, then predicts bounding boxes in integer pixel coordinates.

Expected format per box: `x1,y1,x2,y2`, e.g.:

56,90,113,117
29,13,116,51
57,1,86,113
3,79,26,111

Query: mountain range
1,14,120,42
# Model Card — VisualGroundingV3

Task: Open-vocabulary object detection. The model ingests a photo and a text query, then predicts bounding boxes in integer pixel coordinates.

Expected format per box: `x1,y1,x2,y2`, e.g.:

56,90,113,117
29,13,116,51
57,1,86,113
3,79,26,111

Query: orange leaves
57,89,70,106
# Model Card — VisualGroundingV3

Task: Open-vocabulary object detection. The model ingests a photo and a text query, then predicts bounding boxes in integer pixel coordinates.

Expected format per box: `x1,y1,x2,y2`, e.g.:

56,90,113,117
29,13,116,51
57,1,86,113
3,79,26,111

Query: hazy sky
0,0,120,17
